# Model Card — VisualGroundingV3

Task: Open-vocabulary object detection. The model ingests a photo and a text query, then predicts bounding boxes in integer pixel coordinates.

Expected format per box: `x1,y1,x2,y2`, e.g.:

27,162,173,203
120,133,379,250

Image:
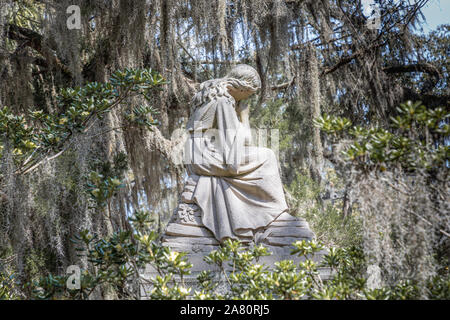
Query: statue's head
225,64,261,101
191,64,261,109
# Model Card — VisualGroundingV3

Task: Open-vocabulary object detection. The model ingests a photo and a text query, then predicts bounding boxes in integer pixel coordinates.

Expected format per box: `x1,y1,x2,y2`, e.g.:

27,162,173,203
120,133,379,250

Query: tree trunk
306,44,323,185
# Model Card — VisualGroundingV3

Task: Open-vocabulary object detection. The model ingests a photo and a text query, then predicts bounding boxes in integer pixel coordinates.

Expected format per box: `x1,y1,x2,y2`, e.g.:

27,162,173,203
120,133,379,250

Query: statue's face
227,85,254,102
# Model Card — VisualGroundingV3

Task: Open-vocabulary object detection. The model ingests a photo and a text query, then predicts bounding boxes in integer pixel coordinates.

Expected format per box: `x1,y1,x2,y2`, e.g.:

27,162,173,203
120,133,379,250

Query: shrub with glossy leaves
0,68,163,175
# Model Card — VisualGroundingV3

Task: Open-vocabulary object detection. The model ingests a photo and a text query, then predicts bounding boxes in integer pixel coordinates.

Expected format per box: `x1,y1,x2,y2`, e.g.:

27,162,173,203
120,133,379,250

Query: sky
420,0,450,33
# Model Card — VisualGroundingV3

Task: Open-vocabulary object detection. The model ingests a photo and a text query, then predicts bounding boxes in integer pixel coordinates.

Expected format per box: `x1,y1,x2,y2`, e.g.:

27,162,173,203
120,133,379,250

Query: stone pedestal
161,206,318,253
140,179,331,299
140,247,331,299
161,174,316,251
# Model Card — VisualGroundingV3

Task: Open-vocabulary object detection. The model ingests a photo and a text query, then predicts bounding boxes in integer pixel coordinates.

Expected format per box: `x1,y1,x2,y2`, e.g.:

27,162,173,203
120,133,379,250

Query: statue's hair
226,64,261,92
191,64,261,109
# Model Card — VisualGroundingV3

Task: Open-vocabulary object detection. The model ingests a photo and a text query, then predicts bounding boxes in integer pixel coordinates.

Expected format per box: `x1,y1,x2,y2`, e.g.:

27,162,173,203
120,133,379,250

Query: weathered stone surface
276,212,300,221
266,227,315,238
165,223,214,237
181,191,194,203
265,236,309,247
186,175,200,185
162,242,220,254
162,235,220,246
269,220,309,228
175,203,201,224
175,214,203,227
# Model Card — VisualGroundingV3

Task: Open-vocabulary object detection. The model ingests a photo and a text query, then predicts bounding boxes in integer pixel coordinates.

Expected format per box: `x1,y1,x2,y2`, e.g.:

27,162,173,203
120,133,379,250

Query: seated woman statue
183,64,289,243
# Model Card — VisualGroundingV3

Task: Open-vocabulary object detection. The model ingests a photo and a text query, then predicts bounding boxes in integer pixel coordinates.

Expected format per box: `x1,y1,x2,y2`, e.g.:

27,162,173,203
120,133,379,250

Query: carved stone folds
161,175,317,256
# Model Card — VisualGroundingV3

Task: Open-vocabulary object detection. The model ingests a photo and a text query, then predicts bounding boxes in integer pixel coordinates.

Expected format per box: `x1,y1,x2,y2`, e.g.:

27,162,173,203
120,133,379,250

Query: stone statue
162,64,315,253
140,66,326,298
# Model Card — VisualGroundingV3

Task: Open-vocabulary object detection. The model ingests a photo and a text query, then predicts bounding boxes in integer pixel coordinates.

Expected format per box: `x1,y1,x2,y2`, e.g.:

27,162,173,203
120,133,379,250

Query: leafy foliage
314,101,449,171
0,268,20,300
0,68,164,174
87,152,128,210
22,232,450,300
314,101,449,296
2,184,447,300
29,209,192,300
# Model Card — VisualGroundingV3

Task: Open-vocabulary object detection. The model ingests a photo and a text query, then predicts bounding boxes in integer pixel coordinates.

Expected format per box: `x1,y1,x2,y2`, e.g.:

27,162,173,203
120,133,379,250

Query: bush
24,228,450,299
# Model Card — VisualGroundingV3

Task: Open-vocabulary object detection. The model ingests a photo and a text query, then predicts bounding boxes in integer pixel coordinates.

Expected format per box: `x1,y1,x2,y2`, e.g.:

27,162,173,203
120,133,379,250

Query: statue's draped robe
185,95,288,242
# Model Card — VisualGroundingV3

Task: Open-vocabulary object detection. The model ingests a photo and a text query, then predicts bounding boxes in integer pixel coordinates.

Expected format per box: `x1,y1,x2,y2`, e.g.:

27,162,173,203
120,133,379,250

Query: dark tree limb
0,190,8,202
320,0,429,77
401,87,450,108
5,23,73,78
383,63,442,93
320,40,386,76
271,77,295,91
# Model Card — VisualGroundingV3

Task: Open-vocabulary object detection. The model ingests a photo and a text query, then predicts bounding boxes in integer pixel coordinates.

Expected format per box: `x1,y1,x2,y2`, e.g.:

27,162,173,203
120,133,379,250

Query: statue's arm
215,98,250,169
236,102,250,128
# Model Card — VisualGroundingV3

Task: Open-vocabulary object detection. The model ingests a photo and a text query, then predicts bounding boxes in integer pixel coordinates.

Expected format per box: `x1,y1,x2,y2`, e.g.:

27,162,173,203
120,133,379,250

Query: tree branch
271,77,295,91
320,0,429,77
5,23,73,78
400,87,450,108
320,40,386,76
383,63,442,93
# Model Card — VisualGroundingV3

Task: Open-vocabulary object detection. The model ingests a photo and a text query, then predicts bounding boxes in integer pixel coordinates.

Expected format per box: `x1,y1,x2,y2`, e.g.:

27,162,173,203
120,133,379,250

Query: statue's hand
236,102,249,115
236,103,250,122
237,103,250,125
